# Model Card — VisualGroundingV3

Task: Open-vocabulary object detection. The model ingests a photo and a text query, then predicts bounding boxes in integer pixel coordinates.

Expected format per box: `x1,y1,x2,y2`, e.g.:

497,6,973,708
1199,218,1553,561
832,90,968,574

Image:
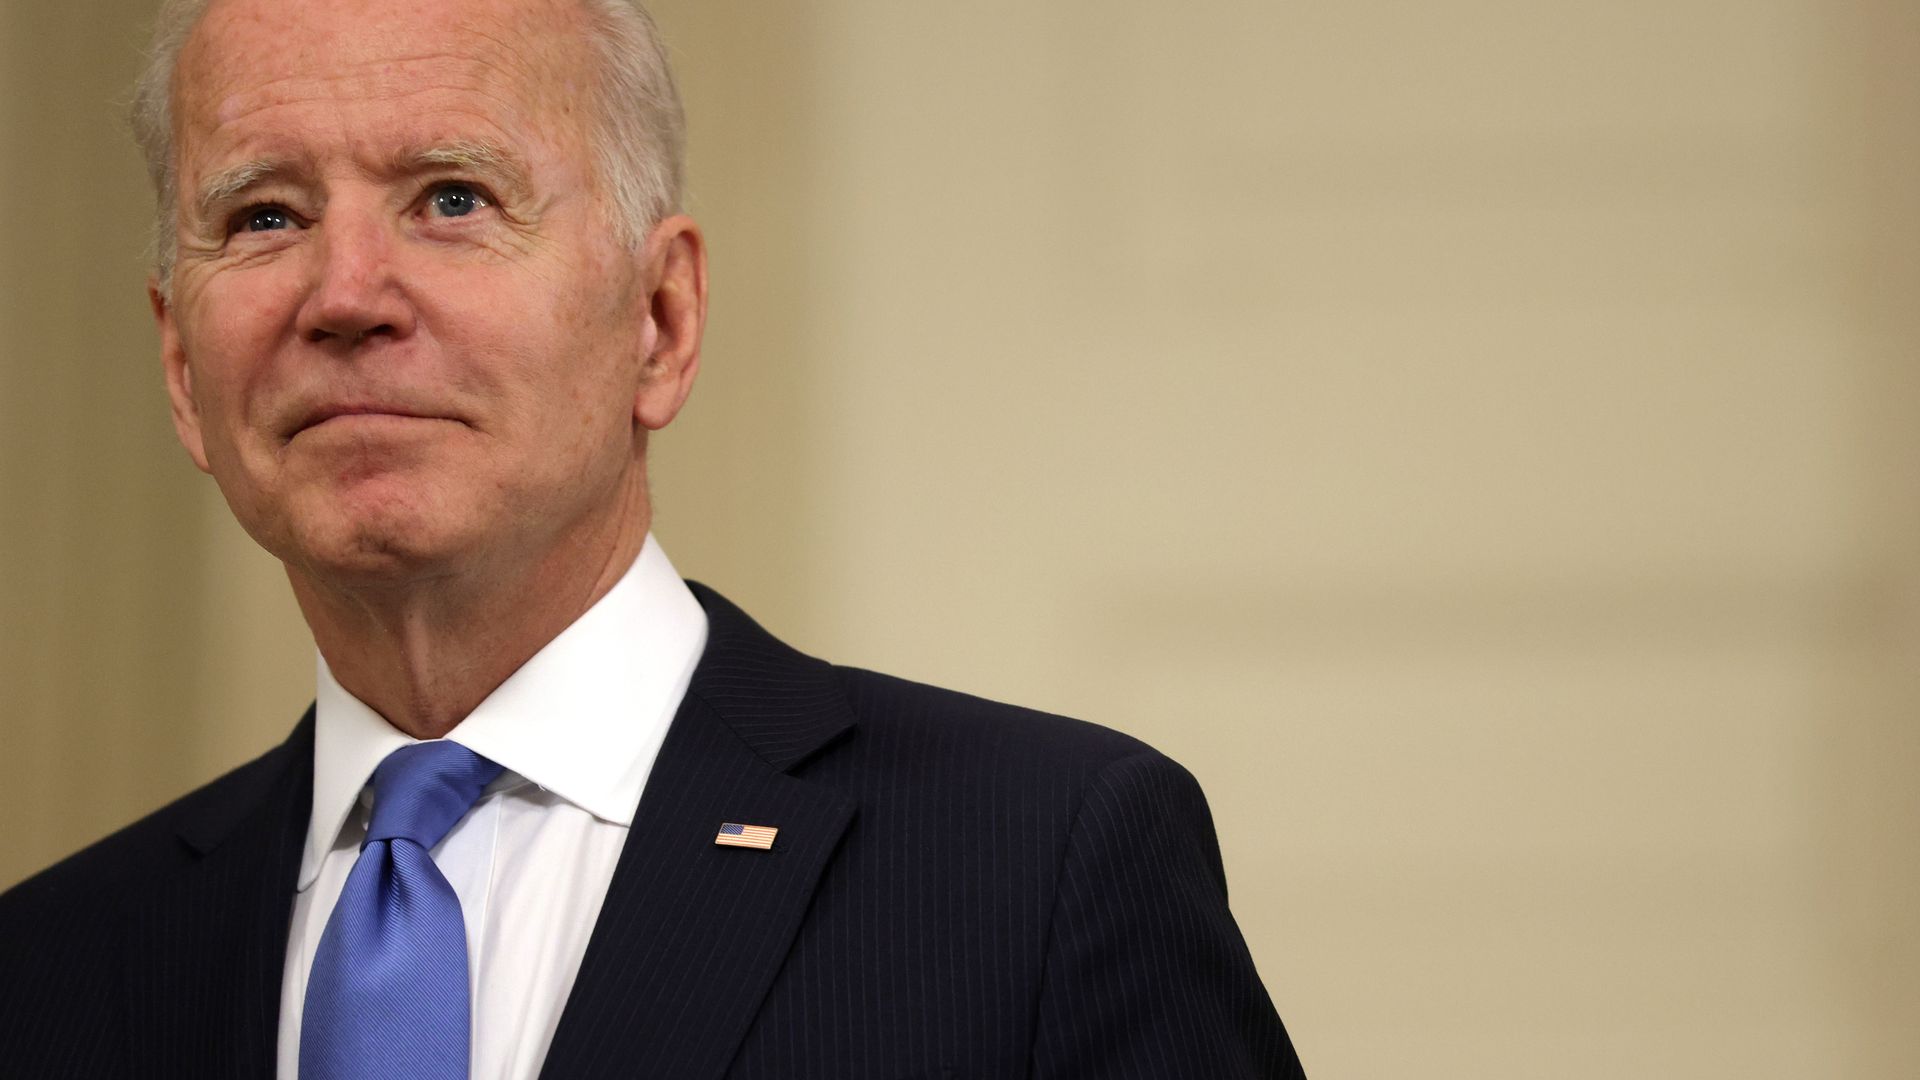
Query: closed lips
294,405,452,434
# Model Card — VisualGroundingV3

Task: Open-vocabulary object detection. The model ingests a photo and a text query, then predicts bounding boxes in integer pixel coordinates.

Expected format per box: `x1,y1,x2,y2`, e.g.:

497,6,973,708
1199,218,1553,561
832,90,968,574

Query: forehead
175,0,595,171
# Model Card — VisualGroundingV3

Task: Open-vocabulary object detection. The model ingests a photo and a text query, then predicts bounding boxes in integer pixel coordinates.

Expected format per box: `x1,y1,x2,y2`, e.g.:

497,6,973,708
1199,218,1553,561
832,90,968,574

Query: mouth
290,404,459,438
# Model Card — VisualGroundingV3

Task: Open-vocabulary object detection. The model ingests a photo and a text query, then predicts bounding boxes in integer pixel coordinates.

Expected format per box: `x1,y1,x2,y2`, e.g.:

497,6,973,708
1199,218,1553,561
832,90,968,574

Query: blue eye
429,185,486,218
242,206,291,232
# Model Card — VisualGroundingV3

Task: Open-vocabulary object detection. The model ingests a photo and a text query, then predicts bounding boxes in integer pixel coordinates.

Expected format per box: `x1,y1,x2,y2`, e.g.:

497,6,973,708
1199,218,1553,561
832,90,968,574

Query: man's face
157,0,688,586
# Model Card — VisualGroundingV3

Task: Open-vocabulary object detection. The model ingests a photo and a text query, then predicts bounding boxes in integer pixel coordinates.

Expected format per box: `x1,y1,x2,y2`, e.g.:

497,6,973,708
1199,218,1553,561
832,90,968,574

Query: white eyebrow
193,157,287,221
393,140,534,201
402,140,520,173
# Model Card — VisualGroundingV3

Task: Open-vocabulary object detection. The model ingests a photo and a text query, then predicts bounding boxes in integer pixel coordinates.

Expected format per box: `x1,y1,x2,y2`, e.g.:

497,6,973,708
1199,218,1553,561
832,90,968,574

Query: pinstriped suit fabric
1,709,310,1079
709,668,1304,1080
0,585,1305,1078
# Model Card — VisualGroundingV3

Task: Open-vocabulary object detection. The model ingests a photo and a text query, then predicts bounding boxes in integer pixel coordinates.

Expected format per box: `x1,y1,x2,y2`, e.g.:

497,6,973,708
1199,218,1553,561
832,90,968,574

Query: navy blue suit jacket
0,584,1305,1078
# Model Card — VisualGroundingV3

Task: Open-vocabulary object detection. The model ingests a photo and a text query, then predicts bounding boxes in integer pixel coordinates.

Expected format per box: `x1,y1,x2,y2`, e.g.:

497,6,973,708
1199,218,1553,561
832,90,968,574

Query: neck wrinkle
293,472,653,740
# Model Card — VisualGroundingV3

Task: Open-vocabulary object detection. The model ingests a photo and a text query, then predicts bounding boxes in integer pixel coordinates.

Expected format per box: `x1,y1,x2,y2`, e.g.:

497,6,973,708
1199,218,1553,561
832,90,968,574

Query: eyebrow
398,139,526,179
193,157,291,223
190,140,532,223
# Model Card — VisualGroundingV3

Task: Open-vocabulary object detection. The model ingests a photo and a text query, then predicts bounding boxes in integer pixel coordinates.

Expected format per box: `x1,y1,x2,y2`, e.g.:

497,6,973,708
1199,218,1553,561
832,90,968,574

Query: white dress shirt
276,535,709,1080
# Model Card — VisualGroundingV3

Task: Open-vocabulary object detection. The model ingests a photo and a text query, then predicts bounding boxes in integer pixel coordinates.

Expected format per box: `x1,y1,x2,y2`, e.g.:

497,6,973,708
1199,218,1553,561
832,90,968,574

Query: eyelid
418,178,497,214
224,201,303,237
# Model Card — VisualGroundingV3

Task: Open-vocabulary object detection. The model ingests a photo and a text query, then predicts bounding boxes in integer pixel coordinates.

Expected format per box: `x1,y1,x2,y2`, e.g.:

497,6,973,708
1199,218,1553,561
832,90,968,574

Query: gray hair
129,0,685,295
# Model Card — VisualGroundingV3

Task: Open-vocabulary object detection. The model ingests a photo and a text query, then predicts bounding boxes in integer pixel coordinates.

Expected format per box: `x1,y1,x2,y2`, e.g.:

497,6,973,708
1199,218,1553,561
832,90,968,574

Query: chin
275,489,482,589
318,529,458,583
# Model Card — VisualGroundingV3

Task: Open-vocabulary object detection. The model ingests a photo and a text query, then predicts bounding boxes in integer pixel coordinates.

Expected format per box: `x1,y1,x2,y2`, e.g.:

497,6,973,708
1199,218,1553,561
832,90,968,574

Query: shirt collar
298,534,709,889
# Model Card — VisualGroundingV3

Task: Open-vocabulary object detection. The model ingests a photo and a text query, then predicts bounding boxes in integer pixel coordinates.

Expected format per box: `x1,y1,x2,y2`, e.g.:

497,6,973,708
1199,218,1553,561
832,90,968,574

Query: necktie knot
364,741,503,851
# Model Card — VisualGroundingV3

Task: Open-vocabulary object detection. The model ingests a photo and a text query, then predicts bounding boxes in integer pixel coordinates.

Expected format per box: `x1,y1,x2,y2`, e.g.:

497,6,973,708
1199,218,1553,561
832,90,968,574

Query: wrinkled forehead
174,0,596,163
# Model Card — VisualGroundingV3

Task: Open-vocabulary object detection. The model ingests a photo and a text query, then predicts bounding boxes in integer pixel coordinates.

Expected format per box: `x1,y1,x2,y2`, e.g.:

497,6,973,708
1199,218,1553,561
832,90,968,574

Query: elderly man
0,0,1304,1076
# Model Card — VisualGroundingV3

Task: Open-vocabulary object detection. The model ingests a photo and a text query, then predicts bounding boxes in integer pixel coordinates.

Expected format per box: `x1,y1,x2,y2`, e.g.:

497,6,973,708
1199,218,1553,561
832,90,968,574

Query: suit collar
680,580,856,773
175,705,315,856
144,711,313,1078
540,582,860,1079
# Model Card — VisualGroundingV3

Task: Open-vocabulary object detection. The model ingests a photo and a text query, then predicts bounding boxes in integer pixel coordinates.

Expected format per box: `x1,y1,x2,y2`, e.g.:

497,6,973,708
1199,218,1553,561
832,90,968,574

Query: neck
290,481,652,741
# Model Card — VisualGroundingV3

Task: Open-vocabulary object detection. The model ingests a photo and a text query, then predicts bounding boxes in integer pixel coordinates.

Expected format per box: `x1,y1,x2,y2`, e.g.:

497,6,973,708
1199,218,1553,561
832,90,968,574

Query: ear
632,214,707,432
151,278,211,473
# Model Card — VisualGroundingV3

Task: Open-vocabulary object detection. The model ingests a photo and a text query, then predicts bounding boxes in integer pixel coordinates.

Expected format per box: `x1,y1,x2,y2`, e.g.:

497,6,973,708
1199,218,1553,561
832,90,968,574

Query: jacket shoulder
0,723,305,1077
829,664,1171,778
689,581,1185,788
0,728,302,921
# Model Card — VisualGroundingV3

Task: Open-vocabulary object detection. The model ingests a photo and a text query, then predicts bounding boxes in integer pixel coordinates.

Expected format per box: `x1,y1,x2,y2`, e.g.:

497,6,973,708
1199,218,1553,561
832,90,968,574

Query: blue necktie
300,741,504,1080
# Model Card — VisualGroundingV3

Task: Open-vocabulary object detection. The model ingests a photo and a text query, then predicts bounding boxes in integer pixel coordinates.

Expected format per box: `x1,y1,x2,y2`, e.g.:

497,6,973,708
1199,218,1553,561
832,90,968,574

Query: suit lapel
540,585,858,1080
128,710,313,1080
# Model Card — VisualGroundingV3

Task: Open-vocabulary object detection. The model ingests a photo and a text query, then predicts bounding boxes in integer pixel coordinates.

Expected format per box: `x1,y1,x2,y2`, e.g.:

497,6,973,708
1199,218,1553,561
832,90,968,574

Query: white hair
129,0,686,295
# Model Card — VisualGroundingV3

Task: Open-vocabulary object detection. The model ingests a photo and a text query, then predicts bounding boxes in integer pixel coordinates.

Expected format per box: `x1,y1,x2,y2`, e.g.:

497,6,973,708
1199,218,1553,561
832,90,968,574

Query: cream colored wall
3,2,1915,1076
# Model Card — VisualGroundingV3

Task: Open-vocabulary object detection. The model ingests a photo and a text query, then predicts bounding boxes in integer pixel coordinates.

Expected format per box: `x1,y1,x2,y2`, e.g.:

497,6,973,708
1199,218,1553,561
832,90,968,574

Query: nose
294,210,417,347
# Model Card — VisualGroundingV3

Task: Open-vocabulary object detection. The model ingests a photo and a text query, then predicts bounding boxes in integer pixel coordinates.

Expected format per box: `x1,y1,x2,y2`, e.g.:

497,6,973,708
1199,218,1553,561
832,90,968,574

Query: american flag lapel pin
714,821,778,850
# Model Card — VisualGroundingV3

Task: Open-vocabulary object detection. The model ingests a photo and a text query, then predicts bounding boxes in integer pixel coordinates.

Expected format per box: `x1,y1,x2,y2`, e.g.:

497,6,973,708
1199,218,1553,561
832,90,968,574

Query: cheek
476,264,641,428
499,320,625,441
180,268,306,439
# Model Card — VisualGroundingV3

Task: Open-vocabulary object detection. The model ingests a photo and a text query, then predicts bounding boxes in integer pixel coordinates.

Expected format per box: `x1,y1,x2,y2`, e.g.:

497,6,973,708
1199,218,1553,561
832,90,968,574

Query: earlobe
151,280,211,474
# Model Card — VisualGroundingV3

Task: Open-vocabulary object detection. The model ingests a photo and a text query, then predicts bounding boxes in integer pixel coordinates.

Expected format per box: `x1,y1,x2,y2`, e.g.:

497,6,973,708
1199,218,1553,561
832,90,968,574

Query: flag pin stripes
714,822,778,850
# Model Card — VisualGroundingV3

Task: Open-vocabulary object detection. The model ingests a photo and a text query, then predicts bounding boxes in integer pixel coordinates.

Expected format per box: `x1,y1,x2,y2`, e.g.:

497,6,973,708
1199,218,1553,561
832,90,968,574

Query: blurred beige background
4,1,1917,1075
